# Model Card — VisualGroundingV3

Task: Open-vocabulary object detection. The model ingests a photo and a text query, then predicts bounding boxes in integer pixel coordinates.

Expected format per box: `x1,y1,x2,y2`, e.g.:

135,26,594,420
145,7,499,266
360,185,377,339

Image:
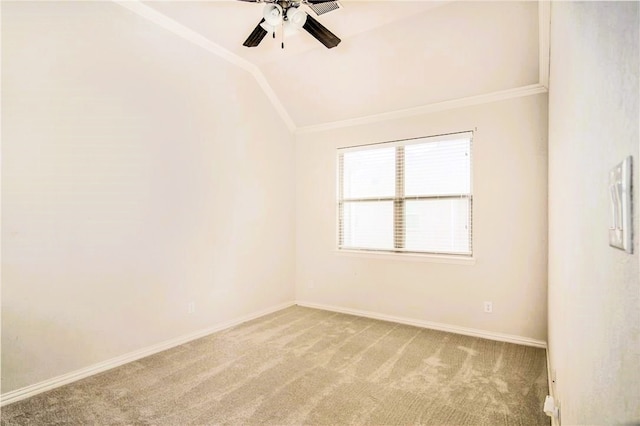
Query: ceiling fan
238,0,341,49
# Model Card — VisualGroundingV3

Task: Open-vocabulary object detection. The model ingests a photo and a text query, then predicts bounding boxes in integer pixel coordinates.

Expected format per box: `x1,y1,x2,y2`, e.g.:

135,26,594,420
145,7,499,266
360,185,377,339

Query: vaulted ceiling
122,1,549,132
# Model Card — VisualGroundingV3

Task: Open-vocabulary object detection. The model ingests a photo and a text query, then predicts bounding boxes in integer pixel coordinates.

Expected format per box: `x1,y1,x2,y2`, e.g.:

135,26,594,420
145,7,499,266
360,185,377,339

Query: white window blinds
338,132,473,256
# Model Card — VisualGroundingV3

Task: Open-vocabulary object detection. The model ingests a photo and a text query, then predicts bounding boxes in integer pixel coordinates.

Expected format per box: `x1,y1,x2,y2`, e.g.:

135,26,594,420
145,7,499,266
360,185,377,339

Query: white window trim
338,131,473,153
336,131,474,257
334,249,476,265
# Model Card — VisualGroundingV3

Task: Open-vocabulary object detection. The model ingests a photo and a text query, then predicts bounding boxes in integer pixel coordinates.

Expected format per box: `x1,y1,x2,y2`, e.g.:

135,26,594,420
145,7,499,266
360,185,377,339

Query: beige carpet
1,306,550,425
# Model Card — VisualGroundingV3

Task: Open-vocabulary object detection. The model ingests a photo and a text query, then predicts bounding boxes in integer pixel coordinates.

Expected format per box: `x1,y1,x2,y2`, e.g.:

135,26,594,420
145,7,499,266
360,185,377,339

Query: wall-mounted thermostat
608,156,633,253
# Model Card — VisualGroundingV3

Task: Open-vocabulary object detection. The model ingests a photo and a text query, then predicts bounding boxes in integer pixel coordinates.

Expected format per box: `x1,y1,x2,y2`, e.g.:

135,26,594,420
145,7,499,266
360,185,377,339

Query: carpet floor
1,306,550,425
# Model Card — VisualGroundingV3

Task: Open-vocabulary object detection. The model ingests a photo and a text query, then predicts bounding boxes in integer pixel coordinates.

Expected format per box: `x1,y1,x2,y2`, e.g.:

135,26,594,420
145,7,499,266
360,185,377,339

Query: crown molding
539,0,551,89
296,1,551,134
114,1,296,133
296,83,548,134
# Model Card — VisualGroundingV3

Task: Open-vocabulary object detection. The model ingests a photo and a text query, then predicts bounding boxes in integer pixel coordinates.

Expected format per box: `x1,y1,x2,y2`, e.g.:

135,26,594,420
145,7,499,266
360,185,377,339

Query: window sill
334,249,476,265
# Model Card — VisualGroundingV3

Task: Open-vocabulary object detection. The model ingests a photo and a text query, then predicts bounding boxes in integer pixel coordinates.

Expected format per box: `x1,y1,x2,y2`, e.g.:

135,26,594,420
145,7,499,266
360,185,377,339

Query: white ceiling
141,1,543,129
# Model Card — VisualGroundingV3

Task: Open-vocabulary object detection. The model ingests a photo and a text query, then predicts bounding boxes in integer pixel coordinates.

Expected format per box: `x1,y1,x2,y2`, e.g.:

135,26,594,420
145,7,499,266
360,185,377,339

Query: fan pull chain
281,22,284,49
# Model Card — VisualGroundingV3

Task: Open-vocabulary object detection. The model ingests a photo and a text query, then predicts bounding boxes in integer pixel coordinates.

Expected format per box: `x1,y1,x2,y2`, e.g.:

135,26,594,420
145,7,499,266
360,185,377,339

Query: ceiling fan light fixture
286,7,307,29
241,0,340,50
263,4,283,26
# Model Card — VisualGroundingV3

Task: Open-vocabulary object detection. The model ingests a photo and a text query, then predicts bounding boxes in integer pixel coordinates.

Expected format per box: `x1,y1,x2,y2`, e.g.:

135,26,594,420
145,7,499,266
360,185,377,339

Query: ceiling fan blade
306,0,341,16
303,14,341,48
237,0,263,2
243,18,269,47
305,0,336,3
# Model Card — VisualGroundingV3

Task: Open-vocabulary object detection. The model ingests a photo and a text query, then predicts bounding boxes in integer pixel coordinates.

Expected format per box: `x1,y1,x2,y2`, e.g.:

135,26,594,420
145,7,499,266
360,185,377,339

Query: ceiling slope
118,1,550,132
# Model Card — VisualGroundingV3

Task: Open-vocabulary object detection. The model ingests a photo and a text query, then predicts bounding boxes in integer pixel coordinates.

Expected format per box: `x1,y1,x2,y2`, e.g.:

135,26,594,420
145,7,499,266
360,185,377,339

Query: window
337,131,473,256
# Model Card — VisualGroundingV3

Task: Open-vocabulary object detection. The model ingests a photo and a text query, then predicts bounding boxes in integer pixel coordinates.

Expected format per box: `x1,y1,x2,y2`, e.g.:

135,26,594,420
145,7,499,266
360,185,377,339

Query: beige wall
547,2,640,424
296,94,548,341
1,2,295,393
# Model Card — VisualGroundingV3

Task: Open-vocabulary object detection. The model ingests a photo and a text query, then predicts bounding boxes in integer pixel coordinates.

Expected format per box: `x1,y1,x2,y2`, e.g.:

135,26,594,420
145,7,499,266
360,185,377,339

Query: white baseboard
0,301,295,407
546,347,560,426
296,301,547,349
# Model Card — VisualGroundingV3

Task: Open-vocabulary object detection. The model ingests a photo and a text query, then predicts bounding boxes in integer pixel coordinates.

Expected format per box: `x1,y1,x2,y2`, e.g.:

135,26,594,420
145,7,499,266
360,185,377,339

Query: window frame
337,131,474,257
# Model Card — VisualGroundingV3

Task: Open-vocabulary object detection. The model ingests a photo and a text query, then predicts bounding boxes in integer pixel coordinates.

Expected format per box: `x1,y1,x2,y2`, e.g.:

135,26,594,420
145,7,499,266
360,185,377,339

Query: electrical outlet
483,301,493,313
188,302,196,314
